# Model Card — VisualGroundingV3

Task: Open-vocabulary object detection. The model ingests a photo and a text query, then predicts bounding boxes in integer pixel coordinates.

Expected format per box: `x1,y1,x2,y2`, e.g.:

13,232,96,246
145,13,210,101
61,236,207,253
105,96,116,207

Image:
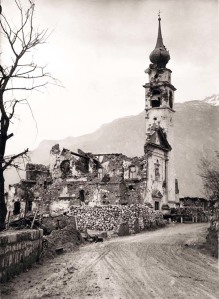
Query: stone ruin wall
6,145,150,217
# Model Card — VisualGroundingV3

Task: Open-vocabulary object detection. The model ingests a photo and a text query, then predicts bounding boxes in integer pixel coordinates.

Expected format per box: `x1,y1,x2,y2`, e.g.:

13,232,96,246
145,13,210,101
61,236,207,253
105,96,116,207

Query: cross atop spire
158,10,161,21
155,10,164,49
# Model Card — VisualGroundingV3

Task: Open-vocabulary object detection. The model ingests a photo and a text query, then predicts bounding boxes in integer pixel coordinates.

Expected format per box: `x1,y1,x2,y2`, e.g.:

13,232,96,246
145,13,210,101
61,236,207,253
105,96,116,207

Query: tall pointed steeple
155,13,164,48
149,13,170,68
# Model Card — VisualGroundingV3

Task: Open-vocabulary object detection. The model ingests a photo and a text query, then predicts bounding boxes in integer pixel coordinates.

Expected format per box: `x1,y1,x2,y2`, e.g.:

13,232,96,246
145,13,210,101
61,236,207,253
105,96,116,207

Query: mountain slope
5,100,219,198
203,94,219,106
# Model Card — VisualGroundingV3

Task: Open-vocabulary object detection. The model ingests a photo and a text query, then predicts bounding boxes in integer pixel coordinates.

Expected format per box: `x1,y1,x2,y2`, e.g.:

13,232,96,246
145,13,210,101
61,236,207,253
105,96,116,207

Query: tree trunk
0,132,8,231
0,167,7,230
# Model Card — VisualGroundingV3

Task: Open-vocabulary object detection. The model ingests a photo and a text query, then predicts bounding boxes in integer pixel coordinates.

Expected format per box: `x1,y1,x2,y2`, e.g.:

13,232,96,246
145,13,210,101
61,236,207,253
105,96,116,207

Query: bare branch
3,148,29,171
0,2,52,94
0,15,19,57
6,133,14,140
8,100,19,119
5,81,49,91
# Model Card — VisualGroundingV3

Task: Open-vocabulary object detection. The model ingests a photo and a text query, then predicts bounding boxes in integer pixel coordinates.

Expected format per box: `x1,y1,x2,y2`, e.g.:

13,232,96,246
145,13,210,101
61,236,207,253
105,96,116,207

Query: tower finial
149,14,170,67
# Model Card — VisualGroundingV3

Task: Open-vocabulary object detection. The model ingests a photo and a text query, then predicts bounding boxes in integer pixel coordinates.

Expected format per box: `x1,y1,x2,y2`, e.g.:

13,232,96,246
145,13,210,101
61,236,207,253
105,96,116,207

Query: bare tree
199,152,219,210
0,0,56,230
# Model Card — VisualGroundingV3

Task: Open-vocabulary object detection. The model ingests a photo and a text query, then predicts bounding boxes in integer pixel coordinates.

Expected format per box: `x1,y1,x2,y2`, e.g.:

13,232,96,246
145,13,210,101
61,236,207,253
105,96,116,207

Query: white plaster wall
144,65,177,208
145,102,176,207
145,108,174,138
148,68,171,83
145,148,167,208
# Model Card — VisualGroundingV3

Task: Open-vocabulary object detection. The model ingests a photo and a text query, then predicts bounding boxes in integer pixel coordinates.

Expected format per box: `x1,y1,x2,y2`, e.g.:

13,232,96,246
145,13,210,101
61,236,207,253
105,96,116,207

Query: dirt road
1,223,218,299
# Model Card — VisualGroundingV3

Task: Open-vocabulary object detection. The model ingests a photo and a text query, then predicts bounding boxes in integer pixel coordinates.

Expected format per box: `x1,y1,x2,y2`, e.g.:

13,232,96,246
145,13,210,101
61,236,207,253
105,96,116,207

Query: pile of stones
68,204,164,234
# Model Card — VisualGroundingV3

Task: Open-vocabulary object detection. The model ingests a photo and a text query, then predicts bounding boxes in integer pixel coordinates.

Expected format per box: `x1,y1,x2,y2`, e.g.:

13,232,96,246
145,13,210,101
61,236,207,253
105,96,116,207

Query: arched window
151,88,161,108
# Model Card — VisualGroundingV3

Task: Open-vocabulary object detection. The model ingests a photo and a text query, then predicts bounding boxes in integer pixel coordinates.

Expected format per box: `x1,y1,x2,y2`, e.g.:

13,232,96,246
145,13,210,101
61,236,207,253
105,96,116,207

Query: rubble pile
42,215,82,258
42,215,73,232
44,226,81,257
69,204,165,234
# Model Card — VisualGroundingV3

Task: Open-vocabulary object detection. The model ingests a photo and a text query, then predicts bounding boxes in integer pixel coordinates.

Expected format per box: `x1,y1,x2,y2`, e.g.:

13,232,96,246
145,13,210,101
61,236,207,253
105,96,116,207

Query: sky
1,0,219,155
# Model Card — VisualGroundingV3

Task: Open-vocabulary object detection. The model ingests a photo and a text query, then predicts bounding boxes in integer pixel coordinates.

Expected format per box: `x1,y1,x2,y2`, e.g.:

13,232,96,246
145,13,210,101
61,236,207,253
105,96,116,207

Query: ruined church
6,16,179,215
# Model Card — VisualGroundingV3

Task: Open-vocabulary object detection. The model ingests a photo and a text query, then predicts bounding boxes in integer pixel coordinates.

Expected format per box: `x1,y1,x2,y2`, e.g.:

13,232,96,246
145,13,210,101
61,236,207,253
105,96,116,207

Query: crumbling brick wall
0,229,43,282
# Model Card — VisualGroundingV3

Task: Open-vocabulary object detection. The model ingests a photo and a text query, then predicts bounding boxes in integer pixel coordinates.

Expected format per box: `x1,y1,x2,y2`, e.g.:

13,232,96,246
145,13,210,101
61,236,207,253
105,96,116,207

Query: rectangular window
155,201,159,210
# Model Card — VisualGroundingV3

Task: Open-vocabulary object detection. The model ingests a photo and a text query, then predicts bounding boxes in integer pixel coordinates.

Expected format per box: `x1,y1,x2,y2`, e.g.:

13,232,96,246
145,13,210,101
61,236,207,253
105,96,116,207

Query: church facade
6,16,179,216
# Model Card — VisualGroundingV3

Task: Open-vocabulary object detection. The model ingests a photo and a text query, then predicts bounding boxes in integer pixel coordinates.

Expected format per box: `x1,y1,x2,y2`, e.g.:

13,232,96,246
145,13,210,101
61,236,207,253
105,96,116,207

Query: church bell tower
143,14,178,210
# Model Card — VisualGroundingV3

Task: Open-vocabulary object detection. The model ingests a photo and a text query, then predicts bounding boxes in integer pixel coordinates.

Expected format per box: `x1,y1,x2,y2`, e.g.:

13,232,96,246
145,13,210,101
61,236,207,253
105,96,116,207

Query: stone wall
0,229,43,282
26,163,50,182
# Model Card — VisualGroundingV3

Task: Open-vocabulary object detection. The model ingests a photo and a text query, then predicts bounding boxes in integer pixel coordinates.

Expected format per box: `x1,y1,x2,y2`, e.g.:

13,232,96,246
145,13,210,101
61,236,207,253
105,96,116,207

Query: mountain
203,94,219,106
5,98,219,198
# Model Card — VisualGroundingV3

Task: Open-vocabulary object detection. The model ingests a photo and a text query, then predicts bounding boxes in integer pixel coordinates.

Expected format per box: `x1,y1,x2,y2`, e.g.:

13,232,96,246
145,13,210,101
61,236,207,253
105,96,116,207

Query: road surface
1,223,218,299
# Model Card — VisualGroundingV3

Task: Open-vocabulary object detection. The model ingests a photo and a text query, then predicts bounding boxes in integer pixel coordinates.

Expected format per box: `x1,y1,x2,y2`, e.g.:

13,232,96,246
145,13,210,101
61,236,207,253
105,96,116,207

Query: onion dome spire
149,12,170,68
